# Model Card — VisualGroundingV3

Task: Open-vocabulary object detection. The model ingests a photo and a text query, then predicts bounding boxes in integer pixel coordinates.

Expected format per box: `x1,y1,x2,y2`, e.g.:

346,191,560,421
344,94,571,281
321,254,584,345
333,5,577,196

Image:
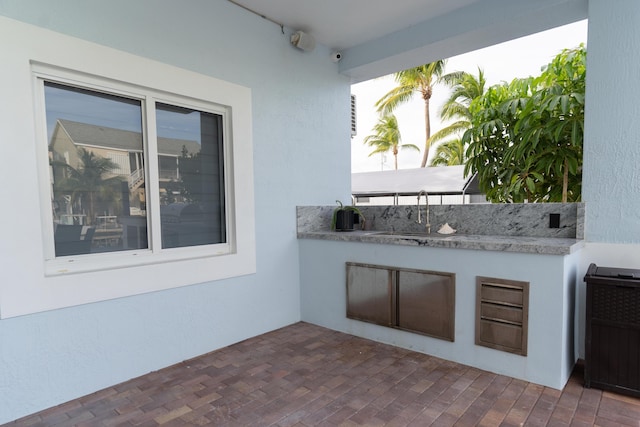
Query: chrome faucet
416,190,431,234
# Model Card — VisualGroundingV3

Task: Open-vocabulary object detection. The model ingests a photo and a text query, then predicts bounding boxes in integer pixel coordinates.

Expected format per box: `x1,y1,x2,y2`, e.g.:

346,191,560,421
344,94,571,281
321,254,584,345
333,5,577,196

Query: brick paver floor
5,322,640,426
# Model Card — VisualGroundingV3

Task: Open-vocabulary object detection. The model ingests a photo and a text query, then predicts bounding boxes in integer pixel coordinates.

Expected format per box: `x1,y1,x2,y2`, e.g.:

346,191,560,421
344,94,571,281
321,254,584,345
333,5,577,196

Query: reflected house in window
50,119,201,208
49,119,202,250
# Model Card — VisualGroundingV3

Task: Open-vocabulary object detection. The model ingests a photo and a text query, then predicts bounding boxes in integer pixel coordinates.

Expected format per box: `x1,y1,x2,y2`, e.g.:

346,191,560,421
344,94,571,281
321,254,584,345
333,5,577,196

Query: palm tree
54,148,123,225
430,138,465,166
363,114,419,170
375,61,447,167
434,68,486,140
428,69,486,165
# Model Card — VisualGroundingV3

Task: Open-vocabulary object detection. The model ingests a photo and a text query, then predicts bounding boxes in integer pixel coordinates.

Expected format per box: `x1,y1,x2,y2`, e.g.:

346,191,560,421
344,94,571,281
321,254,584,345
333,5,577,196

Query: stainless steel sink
371,231,432,237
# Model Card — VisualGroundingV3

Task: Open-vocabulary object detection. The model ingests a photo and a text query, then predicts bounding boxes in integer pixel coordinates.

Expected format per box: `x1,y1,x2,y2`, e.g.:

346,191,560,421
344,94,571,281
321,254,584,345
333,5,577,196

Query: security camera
331,51,342,63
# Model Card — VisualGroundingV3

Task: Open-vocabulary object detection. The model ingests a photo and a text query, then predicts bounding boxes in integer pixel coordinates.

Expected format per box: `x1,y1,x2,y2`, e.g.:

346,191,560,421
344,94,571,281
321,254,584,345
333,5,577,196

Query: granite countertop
297,230,584,255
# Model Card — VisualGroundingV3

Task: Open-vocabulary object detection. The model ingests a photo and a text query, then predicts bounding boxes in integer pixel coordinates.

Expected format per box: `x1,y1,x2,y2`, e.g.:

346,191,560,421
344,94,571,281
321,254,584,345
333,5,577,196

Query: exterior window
42,79,229,259
46,82,147,256
156,103,226,249
4,25,253,316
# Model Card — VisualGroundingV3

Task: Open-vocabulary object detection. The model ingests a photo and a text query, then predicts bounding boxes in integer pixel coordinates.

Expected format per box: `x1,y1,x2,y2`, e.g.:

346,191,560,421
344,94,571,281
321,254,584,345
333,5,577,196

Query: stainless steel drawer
479,319,523,352
480,302,523,325
480,284,523,306
476,277,529,356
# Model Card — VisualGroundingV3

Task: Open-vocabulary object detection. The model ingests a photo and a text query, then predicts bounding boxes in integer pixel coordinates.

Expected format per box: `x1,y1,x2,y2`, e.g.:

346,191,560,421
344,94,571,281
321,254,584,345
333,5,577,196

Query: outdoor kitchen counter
298,204,584,389
297,230,584,256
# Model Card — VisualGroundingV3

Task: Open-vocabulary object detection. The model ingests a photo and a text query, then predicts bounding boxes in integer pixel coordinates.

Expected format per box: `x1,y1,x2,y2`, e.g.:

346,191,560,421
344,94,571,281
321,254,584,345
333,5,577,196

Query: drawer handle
481,316,523,327
481,299,523,308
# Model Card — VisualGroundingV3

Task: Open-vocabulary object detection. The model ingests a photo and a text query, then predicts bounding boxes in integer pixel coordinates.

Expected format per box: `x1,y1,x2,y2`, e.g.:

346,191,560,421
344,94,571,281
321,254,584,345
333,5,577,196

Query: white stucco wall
583,0,640,244
0,1,351,422
572,0,640,361
299,239,578,390
2,0,640,423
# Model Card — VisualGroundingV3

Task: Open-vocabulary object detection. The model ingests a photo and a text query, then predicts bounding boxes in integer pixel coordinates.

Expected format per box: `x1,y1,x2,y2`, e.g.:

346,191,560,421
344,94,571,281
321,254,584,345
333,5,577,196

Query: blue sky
44,83,203,145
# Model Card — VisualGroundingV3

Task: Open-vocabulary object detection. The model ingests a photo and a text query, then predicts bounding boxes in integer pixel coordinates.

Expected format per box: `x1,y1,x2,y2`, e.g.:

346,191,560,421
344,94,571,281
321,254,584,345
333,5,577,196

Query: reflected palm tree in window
52,148,123,226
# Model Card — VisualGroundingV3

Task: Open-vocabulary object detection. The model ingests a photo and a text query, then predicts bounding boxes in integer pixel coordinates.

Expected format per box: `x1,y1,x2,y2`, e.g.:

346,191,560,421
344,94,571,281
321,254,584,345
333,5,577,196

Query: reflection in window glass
156,103,226,249
45,82,147,256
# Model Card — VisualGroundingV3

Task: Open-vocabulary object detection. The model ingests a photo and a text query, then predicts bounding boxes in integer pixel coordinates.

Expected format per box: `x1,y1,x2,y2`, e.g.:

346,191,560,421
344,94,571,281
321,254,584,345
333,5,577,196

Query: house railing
129,167,145,191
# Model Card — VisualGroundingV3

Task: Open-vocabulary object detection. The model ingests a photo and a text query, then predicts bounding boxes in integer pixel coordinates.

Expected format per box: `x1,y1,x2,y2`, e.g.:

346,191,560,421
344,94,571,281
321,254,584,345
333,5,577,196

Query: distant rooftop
53,119,201,156
352,165,480,197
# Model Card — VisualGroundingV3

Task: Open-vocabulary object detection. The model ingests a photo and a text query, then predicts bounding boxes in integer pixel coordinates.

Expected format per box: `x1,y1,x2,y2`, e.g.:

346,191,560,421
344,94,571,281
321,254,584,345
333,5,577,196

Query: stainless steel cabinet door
346,263,395,326
347,262,455,341
398,270,455,341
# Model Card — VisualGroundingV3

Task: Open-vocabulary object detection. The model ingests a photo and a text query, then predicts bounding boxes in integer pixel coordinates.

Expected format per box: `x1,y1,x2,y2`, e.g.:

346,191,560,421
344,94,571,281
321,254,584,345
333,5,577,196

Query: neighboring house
49,119,201,217
1,1,638,424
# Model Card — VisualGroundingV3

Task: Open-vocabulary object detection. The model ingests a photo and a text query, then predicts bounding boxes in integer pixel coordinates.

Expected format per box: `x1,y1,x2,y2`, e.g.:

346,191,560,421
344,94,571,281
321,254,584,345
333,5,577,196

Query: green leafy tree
510,45,586,202
54,148,122,225
363,114,419,170
464,45,586,202
375,61,447,167
464,78,535,202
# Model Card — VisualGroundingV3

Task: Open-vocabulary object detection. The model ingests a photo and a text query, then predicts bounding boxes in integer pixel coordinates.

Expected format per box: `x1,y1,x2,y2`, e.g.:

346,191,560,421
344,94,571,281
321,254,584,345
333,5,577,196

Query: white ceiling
228,0,480,50
227,0,588,82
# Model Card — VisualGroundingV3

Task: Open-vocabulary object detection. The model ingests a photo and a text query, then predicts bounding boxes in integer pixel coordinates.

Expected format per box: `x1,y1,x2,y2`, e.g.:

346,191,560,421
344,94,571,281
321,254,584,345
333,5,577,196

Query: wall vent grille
350,94,357,137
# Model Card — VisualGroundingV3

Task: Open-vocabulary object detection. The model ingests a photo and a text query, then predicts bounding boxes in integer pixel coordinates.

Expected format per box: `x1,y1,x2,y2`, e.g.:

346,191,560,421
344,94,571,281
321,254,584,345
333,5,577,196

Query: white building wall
299,239,576,389
573,0,640,360
0,1,351,422
582,0,640,244
1,0,640,423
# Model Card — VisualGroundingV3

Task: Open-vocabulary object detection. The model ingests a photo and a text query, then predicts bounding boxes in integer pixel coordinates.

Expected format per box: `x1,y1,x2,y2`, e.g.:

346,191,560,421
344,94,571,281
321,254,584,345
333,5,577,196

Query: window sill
44,244,232,276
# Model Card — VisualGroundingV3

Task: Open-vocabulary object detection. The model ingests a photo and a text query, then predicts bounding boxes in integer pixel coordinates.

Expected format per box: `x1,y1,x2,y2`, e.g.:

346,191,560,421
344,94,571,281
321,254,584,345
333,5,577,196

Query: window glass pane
156,103,226,249
45,82,148,256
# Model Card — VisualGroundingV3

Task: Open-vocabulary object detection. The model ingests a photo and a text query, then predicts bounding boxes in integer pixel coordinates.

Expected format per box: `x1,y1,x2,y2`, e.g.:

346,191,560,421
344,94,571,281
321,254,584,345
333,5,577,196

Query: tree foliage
179,145,204,202
463,45,586,202
54,148,122,224
430,138,466,166
363,114,419,170
375,61,447,167
429,68,486,166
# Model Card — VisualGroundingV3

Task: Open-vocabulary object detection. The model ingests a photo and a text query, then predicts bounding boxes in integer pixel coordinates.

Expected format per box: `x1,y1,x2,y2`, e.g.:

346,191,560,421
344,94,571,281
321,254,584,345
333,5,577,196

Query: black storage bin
584,263,640,396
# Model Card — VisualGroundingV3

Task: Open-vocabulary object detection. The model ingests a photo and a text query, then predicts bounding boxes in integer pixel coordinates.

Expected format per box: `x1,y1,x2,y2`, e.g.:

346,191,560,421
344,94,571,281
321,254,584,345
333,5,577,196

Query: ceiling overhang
229,0,588,83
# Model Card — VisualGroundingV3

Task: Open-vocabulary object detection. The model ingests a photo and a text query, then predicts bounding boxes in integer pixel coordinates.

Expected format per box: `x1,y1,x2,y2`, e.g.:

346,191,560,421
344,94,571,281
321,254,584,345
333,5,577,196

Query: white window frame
3,17,255,317
34,65,235,274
